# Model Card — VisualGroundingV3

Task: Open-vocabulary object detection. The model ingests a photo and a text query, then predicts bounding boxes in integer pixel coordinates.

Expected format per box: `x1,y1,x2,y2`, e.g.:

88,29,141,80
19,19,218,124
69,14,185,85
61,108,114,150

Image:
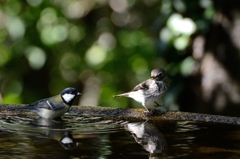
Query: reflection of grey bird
59,132,79,150
125,121,167,155
8,88,81,119
114,68,169,112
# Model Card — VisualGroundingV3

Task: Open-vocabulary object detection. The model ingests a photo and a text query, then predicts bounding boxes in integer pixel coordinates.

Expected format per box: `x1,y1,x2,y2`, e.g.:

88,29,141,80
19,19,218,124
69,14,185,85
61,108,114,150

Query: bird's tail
7,105,37,112
113,93,130,98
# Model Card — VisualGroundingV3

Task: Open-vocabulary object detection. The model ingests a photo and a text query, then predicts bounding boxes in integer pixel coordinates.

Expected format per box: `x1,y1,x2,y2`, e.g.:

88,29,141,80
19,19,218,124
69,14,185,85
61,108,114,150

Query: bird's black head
150,68,167,81
60,87,81,106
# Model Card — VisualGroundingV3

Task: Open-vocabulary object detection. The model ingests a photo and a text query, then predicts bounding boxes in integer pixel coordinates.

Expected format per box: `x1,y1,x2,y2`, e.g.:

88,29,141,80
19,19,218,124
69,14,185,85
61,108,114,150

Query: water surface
1,113,240,158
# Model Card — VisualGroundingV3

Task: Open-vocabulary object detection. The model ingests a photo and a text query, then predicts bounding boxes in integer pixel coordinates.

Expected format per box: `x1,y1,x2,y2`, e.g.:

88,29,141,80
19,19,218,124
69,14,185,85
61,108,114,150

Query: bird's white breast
37,105,69,119
141,80,165,104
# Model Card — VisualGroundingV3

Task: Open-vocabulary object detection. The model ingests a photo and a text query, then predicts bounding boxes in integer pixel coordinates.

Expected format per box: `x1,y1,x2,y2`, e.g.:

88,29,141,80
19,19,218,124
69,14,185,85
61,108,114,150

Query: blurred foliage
0,0,217,111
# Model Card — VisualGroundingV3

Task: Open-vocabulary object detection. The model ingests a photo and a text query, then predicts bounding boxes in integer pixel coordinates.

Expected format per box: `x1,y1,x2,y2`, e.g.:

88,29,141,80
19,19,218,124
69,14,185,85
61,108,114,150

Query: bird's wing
114,79,152,97
132,79,151,91
30,95,65,110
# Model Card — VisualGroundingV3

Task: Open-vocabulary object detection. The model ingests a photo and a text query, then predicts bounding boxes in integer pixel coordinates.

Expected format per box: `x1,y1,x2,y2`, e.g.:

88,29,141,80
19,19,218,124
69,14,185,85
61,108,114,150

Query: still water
1,113,240,159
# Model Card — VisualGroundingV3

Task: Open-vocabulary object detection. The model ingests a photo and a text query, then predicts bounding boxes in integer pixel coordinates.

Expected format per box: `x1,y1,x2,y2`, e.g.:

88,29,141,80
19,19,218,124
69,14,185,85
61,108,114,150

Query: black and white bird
59,132,79,150
114,68,169,112
8,87,81,119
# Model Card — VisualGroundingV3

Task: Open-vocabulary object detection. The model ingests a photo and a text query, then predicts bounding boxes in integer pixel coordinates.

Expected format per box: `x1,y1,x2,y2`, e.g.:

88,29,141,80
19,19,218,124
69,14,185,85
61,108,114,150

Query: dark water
1,113,240,159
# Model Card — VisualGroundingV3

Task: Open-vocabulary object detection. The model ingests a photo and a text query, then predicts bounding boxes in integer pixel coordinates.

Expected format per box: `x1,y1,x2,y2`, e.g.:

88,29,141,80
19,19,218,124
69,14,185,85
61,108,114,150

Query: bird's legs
154,101,163,107
142,103,150,113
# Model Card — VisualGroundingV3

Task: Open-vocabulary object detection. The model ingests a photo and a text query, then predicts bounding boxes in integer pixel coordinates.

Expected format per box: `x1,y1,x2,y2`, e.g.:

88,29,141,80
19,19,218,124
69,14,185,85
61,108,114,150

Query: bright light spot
85,45,107,66
180,57,195,76
159,27,173,42
200,0,212,8
193,36,205,59
98,32,116,50
38,8,69,45
204,8,215,19
6,17,25,40
25,46,46,70
62,0,95,19
111,11,130,27
109,0,128,13
174,36,189,50
26,0,42,6
41,26,54,45
167,13,196,36
40,8,57,25
52,25,68,42
66,1,85,19
40,25,68,45
173,0,186,12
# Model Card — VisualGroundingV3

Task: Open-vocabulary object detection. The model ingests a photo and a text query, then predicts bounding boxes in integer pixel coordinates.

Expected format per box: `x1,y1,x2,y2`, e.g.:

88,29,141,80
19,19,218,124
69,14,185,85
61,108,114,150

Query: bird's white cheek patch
62,94,75,102
61,137,73,144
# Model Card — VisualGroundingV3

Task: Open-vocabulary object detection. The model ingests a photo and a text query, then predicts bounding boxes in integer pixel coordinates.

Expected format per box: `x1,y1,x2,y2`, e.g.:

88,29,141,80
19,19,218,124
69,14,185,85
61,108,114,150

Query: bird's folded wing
132,80,150,91
31,96,65,110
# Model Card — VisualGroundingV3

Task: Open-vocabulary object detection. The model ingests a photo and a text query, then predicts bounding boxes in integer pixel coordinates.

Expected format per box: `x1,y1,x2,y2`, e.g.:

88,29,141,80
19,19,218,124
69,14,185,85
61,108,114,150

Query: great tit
59,132,79,150
8,87,81,119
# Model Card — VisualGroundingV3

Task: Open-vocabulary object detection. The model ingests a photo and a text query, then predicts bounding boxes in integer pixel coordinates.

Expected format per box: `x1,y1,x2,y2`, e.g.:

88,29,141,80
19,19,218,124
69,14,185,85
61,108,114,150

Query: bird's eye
158,72,163,77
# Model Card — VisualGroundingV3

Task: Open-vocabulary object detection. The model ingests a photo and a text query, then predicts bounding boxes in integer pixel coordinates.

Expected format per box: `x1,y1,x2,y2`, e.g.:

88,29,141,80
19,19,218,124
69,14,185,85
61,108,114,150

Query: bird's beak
77,92,82,96
150,77,155,80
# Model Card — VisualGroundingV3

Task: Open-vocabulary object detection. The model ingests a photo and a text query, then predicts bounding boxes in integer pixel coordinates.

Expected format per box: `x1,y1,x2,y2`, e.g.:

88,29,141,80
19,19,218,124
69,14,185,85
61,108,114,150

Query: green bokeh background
1,0,239,116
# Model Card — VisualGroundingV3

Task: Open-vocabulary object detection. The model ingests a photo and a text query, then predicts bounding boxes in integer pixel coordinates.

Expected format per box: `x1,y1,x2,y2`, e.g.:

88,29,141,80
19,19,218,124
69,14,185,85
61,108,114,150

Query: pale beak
77,92,82,96
150,77,155,80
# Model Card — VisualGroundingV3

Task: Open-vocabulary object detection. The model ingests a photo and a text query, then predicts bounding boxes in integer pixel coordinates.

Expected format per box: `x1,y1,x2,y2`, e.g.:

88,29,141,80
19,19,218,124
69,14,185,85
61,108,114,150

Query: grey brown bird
114,68,169,112
8,87,81,119
125,121,167,154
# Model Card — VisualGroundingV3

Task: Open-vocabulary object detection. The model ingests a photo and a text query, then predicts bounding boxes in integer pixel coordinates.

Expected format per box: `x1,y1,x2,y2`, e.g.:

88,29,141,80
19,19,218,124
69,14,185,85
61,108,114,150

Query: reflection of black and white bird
125,121,167,155
59,132,79,150
8,87,81,119
114,68,169,112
